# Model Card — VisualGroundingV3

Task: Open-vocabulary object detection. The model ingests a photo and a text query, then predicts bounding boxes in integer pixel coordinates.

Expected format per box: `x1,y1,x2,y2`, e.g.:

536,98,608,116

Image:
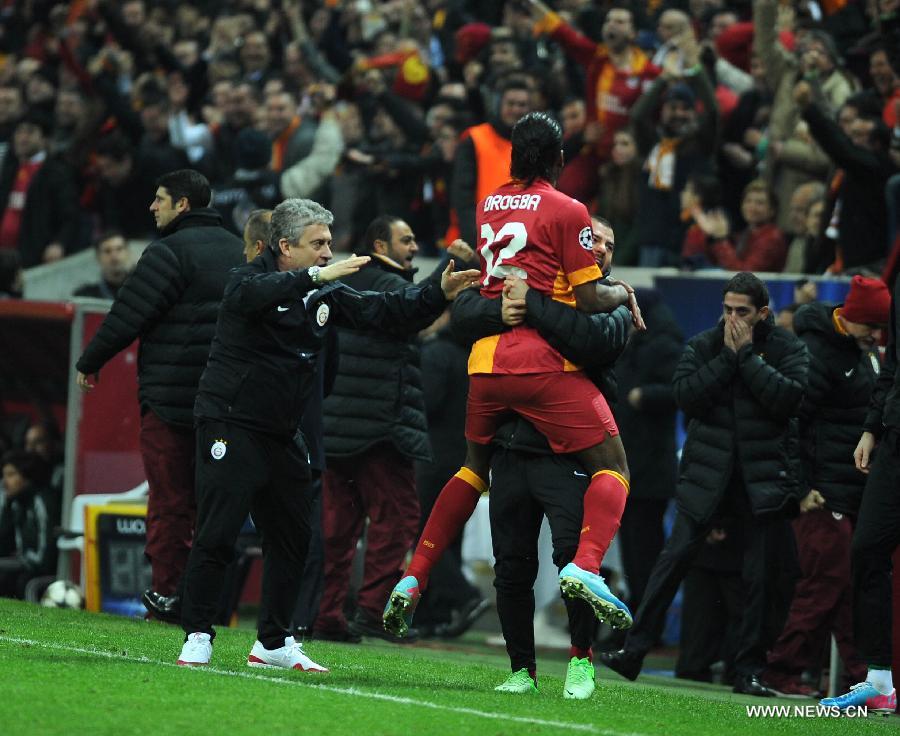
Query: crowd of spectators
0,0,895,282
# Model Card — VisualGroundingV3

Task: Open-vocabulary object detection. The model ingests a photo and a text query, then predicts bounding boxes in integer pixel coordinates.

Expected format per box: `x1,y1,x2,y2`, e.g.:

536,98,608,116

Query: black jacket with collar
674,316,808,524
76,208,244,428
793,301,879,514
322,254,438,461
194,249,447,440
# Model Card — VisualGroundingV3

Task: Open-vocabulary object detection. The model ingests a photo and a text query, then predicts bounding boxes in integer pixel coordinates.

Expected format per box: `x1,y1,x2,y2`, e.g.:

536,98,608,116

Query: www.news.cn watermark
746,705,869,718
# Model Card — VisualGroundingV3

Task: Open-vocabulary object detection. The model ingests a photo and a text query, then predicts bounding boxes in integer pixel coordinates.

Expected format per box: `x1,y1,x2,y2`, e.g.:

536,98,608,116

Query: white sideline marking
0,635,647,735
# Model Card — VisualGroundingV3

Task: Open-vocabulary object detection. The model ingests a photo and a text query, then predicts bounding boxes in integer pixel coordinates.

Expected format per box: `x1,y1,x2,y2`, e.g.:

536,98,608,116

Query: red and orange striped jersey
469,179,601,375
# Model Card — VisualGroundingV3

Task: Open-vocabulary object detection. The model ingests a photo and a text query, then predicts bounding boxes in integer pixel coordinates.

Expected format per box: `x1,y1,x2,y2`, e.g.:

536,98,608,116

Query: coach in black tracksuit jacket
603,273,808,697
452,284,631,677
180,199,473,651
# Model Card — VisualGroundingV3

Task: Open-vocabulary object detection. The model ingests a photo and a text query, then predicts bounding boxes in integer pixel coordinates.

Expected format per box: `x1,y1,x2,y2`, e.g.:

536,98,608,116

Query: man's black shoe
311,626,362,644
598,648,643,681
349,613,419,644
440,597,491,639
141,589,181,624
732,674,777,697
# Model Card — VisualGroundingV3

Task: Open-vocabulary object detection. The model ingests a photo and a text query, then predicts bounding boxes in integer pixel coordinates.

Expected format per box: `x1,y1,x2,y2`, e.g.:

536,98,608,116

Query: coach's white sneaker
247,636,329,672
177,632,212,666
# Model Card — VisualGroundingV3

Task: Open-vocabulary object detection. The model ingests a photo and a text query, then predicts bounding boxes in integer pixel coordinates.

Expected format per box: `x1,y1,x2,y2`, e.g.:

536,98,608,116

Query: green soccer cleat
495,669,538,694
564,657,596,700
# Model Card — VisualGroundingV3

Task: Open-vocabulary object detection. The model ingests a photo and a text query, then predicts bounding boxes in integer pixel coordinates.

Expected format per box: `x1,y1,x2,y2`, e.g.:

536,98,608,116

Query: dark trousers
676,567,742,681
490,450,595,673
618,497,669,611
292,474,324,630
625,487,795,677
317,444,419,629
140,409,196,595
767,508,865,681
852,428,900,668
181,421,312,650
414,464,480,626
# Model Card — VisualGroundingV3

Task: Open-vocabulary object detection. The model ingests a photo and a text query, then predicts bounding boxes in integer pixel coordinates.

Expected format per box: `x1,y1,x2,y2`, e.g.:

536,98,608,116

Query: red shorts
465,372,618,454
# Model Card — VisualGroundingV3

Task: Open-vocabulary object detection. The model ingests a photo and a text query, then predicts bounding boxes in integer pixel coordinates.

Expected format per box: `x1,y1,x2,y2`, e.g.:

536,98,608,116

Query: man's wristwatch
307,266,323,285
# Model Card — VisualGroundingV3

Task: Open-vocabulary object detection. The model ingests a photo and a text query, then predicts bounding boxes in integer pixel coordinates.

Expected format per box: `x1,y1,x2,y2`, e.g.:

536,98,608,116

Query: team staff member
603,273,808,698
823,277,900,712
385,113,641,639
230,208,338,638
175,198,478,669
762,277,888,697
451,219,630,699
76,169,244,614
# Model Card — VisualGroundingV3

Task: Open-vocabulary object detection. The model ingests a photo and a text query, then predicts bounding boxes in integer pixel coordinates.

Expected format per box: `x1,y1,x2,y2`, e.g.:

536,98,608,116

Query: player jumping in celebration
384,112,643,637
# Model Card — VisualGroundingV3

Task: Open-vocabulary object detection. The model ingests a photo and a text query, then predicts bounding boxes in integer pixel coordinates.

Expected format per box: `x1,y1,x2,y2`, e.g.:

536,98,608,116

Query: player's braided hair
509,112,563,187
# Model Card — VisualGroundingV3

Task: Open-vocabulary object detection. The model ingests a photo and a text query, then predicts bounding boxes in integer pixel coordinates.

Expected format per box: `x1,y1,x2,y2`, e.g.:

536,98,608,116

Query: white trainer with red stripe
247,636,329,672
177,632,212,666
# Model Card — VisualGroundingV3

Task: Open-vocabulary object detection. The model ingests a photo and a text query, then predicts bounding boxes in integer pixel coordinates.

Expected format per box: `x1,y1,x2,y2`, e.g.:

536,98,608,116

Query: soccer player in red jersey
384,112,642,637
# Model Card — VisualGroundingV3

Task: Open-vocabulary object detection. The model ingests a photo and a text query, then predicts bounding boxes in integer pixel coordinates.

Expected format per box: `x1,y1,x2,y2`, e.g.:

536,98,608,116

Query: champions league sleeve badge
211,439,228,460
578,226,593,250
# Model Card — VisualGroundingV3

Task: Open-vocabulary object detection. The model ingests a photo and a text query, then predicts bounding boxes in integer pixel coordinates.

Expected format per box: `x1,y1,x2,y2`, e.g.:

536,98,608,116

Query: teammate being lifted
384,112,644,637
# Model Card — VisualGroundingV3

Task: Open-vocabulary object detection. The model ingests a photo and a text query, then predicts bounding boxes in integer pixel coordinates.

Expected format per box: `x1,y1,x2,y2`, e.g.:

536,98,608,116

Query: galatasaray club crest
211,439,227,460
316,303,330,327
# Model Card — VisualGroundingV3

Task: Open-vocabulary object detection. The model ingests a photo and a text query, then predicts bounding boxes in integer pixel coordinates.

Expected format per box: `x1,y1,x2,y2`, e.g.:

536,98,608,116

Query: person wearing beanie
821,274,900,713
762,275,889,697
454,23,492,67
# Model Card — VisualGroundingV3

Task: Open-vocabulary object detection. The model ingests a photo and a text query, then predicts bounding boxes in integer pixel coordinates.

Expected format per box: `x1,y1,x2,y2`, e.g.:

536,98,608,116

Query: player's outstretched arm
574,280,646,330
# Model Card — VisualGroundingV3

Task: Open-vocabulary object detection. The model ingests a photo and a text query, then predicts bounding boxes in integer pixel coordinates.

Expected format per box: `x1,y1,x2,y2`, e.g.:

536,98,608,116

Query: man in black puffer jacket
317,215,442,642
763,276,890,696
602,272,808,698
75,169,244,609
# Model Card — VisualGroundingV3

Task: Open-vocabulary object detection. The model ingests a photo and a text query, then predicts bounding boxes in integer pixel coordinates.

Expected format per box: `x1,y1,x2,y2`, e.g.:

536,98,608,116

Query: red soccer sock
570,646,592,662
572,470,629,573
405,468,487,589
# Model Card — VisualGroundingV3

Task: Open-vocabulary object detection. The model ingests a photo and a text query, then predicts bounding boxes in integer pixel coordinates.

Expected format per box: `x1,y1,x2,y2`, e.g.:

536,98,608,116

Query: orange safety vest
443,123,512,247
468,123,512,205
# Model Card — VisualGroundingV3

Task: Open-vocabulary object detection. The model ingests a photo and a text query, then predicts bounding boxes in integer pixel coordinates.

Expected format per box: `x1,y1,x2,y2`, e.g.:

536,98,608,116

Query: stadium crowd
1,0,900,709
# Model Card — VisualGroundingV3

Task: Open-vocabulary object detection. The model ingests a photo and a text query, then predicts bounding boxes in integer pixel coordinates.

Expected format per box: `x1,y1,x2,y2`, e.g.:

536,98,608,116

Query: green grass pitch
1,598,898,735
